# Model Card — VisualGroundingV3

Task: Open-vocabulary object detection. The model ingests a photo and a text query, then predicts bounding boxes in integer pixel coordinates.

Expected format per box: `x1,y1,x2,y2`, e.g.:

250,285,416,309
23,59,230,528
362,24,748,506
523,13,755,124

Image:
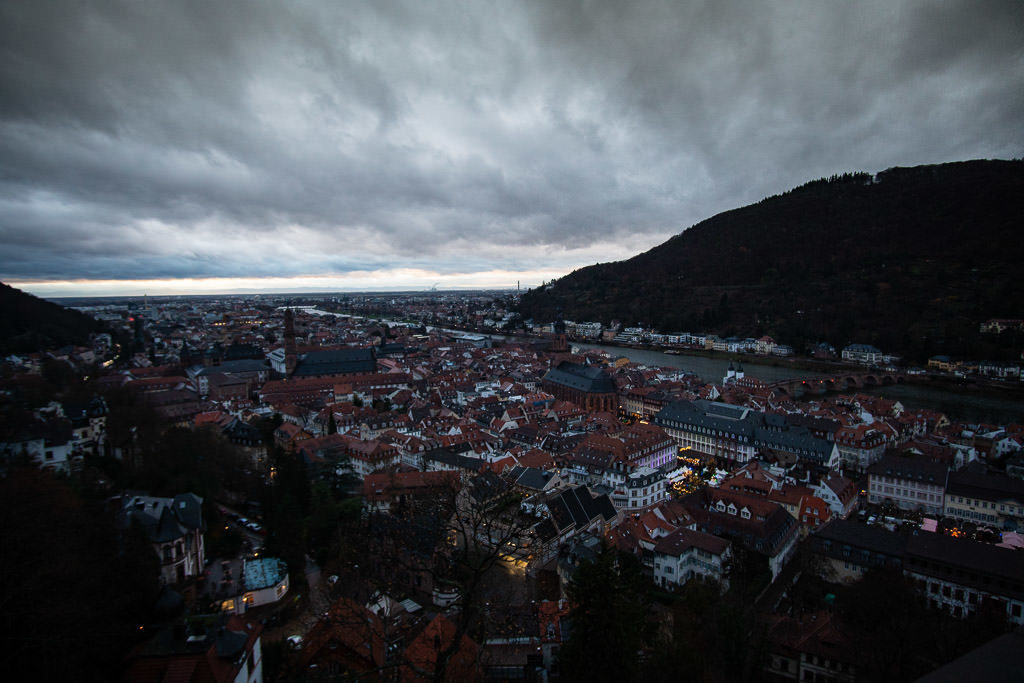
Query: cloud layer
2,1,1022,293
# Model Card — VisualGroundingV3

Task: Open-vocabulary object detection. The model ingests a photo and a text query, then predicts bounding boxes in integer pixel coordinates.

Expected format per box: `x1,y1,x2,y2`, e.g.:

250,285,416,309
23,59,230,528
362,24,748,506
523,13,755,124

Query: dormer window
716,500,726,512
740,507,751,519
727,503,737,515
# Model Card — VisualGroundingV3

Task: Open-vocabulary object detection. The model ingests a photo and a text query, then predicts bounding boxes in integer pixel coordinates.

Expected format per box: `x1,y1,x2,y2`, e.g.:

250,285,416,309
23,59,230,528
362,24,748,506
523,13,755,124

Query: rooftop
242,558,287,591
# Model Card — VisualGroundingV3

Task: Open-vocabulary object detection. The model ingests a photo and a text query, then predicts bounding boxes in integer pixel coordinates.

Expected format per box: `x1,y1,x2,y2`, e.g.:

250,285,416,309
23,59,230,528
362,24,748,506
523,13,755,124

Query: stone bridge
766,371,904,397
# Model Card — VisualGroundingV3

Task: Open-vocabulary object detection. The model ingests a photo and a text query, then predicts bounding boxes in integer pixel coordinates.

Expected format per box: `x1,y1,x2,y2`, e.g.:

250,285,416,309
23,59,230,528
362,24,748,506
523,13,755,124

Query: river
281,313,1024,425
572,343,1024,426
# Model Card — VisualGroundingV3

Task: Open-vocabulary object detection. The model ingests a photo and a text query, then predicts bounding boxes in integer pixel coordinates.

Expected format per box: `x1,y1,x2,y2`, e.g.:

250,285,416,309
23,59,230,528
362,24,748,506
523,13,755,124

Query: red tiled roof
401,615,480,682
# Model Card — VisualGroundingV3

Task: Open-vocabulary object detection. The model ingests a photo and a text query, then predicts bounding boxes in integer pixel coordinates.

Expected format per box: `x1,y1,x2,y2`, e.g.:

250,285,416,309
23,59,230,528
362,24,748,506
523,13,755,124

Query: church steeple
284,308,297,375
551,312,568,353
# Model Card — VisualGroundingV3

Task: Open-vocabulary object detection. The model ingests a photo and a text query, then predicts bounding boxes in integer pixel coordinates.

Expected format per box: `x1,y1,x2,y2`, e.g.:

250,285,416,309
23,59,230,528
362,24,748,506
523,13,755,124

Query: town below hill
2,290,1023,681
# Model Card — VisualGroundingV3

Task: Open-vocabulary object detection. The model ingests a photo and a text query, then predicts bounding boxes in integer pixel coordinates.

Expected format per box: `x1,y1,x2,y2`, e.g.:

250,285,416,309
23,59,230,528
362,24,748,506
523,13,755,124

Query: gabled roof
292,348,376,377
867,454,949,484
401,614,480,682
122,493,204,543
300,597,385,671
196,359,268,375
509,466,555,491
542,362,615,394
171,493,204,531
946,468,1024,503
811,519,907,558
654,527,729,557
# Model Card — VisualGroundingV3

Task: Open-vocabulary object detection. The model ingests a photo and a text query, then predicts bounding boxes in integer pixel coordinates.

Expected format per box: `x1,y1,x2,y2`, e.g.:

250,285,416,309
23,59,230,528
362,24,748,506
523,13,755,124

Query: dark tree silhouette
558,545,650,682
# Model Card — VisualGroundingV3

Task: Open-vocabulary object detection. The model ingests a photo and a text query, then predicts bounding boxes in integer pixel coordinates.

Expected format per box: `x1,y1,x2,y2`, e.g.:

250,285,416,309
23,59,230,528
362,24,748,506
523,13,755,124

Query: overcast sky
2,1,1022,297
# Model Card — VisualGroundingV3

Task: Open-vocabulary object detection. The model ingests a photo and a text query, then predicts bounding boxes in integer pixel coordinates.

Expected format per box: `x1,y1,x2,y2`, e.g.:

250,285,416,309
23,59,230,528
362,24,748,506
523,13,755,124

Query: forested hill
0,282,102,354
517,159,1024,362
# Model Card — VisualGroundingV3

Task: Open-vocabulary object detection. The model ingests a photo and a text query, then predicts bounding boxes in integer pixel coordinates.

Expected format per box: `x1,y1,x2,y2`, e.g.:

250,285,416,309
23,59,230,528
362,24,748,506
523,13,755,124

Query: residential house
120,493,206,587
299,597,392,678
928,355,957,372
530,486,619,567
813,472,859,519
768,485,831,533
62,395,108,454
842,344,884,365
505,466,563,500
605,504,691,571
761,611,857,683
681,488,799,579
0,419,75,473
866,454,948,515
401,614,481,682
193,359,270,397
905,533,1024,623
124,615,263,683
755,336,776,355
943,466,1024,531
363,470,461,515
620,466,668,513
218,558,290,615
835,423,889,473
652,528,731,589
806,520,1024,626
804,519,907,584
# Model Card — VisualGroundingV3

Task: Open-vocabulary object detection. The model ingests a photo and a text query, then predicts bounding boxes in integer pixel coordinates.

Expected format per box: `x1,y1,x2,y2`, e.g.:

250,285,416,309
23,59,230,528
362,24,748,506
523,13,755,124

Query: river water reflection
573,343,1024,426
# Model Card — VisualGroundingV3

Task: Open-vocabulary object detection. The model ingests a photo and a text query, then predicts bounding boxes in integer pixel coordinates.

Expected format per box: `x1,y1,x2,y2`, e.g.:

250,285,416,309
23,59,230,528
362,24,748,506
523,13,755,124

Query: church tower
284,308,298,375
551,314,568,354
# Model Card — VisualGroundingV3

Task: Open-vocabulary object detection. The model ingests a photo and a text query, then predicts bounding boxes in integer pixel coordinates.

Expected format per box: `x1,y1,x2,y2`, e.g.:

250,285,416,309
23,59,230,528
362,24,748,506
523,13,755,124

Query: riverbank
313,313,1024,416
636,346,855,375
578,341,1024,401
916,373,1024,400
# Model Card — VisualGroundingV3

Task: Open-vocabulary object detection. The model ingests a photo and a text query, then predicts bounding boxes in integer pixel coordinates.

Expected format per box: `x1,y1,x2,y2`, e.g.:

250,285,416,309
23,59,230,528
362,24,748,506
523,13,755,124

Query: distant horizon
41,286,522,302
8,273,550,300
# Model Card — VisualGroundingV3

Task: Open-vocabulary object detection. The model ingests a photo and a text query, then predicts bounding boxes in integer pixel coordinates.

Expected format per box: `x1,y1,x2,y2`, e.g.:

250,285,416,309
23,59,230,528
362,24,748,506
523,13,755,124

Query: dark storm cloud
1,0,1021,286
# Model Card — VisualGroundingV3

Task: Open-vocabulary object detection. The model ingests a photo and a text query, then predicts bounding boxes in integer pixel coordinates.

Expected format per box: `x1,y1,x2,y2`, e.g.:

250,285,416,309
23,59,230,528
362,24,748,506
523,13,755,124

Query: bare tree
308,471,545,681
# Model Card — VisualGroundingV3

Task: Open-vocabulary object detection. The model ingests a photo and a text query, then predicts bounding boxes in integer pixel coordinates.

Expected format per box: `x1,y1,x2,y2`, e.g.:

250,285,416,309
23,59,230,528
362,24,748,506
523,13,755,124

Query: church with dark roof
278,308,376,378
541,361,618,413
